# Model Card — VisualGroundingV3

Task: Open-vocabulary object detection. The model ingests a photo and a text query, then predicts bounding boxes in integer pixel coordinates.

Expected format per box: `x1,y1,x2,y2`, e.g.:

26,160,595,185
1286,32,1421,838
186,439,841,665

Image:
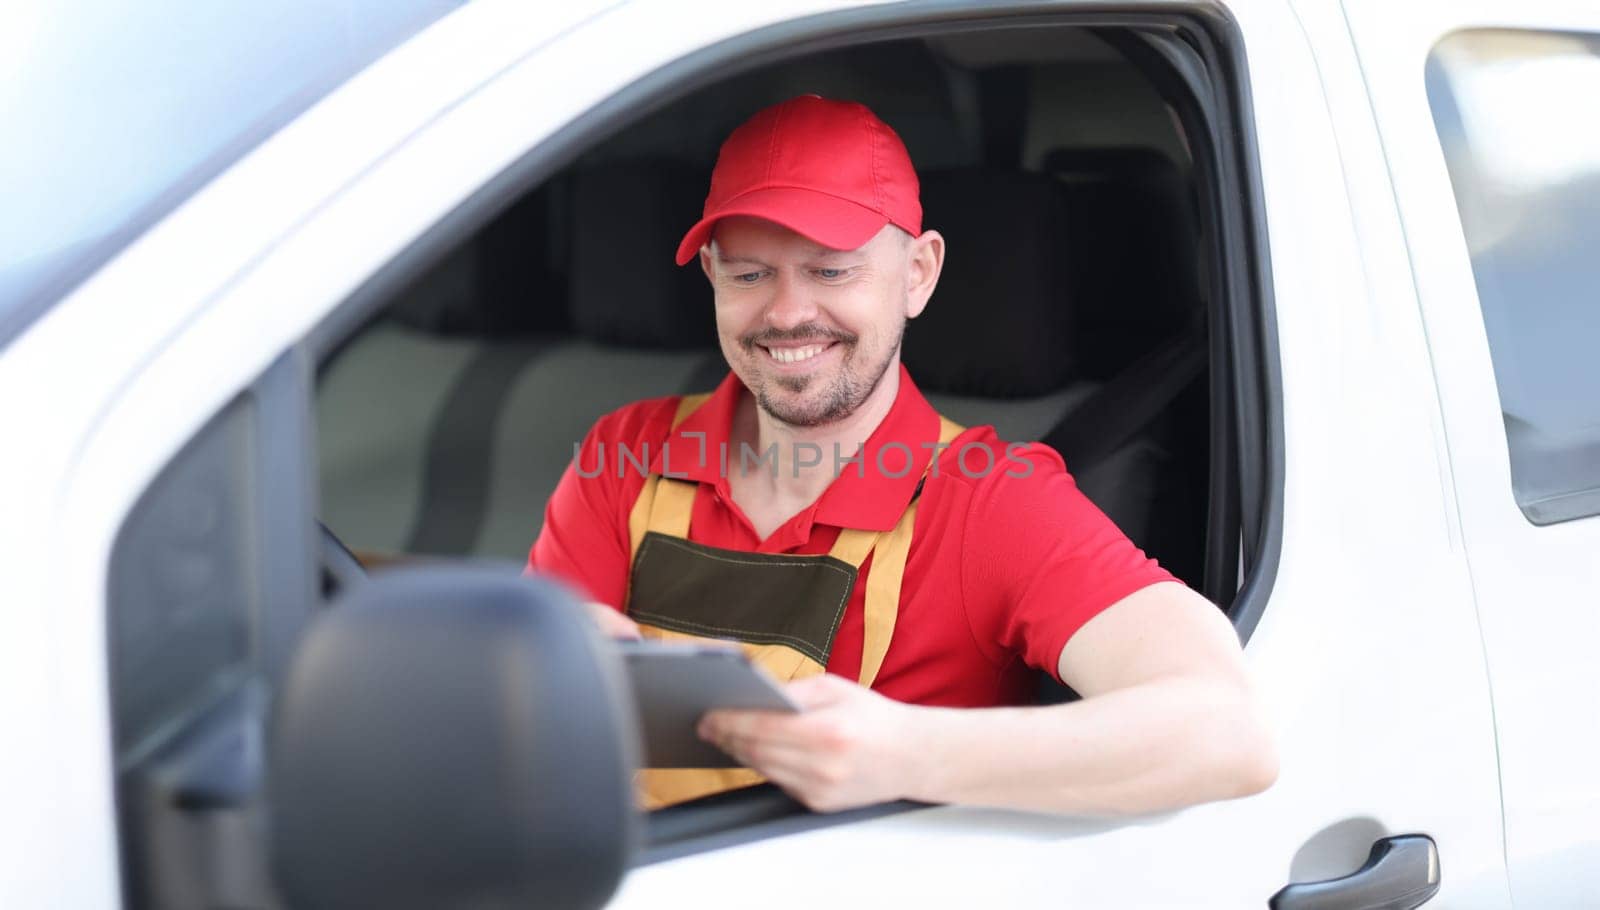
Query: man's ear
699,244,715,282
904,229,945,320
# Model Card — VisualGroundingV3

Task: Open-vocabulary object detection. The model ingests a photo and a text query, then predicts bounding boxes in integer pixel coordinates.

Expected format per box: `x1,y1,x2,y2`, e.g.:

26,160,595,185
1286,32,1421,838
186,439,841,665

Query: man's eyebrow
710,248,860,267
711,252,768,268
803,250,864,266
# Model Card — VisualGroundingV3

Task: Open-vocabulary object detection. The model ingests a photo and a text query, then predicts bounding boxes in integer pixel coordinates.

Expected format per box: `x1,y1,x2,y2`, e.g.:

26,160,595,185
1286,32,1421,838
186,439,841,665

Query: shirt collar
650,369,743,485
654,363,940,533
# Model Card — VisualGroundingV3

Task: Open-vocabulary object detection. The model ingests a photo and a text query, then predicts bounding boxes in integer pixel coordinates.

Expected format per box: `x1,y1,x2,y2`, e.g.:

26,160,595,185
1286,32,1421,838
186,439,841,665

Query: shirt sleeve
960,439,1176,682
526,401,669,608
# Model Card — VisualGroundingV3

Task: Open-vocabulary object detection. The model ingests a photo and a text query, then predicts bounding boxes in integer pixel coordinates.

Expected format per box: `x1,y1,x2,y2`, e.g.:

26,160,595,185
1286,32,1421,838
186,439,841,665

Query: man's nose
763,270,819,331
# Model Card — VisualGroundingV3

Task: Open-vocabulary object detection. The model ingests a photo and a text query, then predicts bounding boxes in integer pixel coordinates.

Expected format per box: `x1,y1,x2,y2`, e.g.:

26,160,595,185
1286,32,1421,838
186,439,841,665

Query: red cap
675,95,922,266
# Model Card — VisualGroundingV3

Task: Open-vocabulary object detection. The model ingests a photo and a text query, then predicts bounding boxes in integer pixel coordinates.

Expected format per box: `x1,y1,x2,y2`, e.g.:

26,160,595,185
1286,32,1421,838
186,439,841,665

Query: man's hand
695,584,1275,818
698,674,923,813
584,602,641,640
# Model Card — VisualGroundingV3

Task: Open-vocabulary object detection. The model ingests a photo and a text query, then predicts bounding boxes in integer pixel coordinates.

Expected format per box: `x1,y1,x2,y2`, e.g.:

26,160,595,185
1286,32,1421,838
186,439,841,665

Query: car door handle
1270,834,1440,910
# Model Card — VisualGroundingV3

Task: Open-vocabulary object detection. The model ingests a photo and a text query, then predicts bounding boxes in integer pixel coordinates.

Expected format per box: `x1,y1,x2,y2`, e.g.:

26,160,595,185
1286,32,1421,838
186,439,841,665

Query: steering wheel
318,521,367,601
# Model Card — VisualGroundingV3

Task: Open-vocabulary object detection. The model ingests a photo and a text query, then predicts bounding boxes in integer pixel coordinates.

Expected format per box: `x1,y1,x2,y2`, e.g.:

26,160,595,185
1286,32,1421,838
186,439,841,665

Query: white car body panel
0,0,1592,905
1344,0,1600,903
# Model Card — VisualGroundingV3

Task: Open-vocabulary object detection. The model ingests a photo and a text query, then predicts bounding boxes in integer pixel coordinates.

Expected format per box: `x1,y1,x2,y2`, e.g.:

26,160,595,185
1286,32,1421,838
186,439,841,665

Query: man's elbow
1214,684,1279,800
1226,733,1279,799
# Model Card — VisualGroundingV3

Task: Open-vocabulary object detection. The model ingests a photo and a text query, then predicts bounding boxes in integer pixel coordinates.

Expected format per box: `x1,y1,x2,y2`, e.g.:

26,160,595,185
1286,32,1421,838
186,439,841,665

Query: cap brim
674,186,891,265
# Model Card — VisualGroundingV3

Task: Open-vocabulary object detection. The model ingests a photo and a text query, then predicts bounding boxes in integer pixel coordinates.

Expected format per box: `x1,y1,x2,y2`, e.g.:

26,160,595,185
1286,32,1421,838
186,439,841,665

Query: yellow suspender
626,394,709,559
832,415,963,687
626,394,963,689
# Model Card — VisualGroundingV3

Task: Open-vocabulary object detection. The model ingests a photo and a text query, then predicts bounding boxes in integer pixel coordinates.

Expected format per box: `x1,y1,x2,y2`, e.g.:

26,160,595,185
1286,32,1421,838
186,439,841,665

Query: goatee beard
747,323,904,428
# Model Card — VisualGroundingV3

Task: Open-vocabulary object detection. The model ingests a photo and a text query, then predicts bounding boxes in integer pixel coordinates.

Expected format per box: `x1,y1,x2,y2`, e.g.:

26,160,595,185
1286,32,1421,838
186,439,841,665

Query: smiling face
700,216,944,428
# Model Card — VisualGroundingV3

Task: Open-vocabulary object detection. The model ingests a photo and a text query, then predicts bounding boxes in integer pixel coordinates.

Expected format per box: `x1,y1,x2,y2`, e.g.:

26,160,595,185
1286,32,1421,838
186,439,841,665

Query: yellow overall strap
627,394,711,560
835,415,965,688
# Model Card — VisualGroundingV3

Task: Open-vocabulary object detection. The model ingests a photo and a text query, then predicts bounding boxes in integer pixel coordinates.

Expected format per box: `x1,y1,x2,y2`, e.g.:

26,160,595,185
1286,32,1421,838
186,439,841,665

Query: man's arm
699,581,1277,814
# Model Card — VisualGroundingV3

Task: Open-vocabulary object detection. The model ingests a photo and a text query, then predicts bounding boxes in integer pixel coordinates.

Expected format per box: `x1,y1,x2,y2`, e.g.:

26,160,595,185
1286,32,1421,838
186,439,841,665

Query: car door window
1426,30,1600,524
108,396,258,759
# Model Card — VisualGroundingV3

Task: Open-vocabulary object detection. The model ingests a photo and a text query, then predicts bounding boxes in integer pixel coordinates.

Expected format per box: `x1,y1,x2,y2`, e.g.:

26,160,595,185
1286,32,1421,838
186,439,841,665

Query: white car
3,0,1598,907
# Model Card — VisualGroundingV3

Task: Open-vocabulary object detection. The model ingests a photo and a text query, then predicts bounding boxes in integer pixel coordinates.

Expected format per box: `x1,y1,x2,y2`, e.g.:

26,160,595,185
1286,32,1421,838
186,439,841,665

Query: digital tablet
617,640,800,768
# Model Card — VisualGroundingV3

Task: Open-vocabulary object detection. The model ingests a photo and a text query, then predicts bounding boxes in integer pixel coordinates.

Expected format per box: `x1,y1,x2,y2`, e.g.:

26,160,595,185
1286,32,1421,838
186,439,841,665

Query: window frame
299,0,1284,859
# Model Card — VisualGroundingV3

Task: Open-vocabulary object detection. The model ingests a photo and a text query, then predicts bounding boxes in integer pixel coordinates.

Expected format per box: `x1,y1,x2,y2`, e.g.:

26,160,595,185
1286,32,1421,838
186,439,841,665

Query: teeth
767,344,826,364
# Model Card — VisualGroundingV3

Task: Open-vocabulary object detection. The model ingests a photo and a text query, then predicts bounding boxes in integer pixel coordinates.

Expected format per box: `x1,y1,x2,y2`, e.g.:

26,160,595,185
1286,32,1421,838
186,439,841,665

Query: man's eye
816,268,845,280
734,271,764,284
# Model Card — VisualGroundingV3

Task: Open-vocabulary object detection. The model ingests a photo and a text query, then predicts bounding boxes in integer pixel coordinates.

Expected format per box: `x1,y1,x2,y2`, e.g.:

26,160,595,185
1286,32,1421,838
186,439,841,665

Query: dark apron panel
627,531,860,667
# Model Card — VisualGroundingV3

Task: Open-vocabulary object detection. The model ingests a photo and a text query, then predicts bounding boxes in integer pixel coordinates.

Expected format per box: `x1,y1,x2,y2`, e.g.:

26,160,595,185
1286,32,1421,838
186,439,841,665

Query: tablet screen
618,641,799,768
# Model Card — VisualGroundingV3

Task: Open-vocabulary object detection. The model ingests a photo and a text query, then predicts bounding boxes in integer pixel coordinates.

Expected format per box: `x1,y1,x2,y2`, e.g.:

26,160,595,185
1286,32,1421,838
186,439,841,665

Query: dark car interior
316,29,1212,590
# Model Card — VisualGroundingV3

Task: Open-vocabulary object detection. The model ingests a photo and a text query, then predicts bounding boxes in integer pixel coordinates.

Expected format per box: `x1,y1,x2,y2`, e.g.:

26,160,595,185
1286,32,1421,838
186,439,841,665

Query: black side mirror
268,567,639,909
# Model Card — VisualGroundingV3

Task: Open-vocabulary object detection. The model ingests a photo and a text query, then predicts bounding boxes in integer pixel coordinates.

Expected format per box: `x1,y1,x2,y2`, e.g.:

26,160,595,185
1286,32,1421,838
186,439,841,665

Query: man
530,95,1275,813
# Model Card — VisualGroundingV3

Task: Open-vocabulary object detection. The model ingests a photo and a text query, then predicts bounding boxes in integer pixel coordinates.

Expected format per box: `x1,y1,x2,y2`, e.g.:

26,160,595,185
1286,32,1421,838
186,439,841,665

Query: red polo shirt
528,365,1173,707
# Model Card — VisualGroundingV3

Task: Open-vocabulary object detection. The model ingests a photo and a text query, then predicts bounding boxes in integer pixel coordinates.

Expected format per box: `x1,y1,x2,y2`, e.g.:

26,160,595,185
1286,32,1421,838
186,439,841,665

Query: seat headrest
1042,147,1198,378
568,161,717,349
904,169,1078,397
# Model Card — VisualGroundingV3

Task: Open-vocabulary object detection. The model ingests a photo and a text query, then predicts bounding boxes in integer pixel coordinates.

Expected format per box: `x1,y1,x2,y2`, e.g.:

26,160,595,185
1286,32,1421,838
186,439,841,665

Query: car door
614,0,1509,904
1345,0,1600,904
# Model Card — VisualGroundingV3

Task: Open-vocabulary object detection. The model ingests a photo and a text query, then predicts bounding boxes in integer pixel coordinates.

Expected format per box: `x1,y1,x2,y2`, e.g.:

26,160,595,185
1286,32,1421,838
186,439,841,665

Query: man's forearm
699,585,1277,816
901,674,1277,815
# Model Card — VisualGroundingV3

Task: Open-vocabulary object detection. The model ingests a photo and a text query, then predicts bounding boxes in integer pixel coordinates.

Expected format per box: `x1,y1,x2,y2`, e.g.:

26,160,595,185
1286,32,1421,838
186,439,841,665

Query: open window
106,6,1278,906
308,10,1277,856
